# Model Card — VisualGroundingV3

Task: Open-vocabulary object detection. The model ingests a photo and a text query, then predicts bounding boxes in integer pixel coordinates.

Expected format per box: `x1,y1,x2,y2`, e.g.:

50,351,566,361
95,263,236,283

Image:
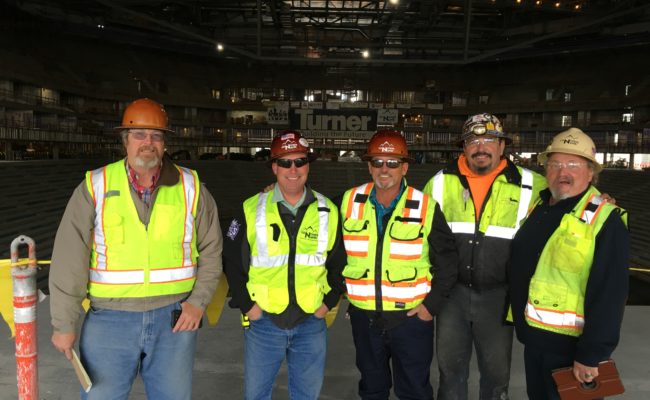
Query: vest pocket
342,266,369,280
388,222,423,260
343,219,369,233
528,278,567,311
386,267,418,283
103,212,124,244
549,218,593,274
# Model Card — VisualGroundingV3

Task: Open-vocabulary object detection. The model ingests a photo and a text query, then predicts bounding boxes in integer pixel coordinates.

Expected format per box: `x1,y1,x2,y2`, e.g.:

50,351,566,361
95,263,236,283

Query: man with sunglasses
50,98,223,399
340,130,458,399
423,113,547,400
223,130,346,399
509,128,628,399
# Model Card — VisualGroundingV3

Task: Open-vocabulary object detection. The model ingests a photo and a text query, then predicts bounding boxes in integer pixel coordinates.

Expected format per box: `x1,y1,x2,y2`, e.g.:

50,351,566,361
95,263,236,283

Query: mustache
471,152,492,159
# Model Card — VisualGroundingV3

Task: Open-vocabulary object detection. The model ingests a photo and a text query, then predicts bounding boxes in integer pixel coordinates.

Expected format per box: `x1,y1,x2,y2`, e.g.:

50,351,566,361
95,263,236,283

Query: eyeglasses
130,131,165,142
275,157,309,168
546,160,587,171
370,159,403,169
464,137,499,147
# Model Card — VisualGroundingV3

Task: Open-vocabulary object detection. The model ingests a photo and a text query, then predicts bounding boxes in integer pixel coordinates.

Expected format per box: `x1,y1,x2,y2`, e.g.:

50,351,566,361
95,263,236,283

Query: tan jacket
49,158,223,333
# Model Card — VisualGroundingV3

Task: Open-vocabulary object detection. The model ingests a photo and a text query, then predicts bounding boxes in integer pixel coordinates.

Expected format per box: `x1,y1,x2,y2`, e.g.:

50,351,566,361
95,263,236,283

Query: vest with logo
244,190,338,314
525,186,627,337
423,162,544,288
86,160,200,298
340,182,436,311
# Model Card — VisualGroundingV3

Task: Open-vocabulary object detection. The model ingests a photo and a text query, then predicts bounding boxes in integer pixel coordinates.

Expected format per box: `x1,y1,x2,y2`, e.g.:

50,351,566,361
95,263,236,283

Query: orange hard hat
269,130,316,161
114,98,174,133
362,130,413,162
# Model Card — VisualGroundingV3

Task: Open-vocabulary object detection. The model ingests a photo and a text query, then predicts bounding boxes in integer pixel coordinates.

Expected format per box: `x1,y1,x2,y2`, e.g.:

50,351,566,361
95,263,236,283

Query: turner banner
290,109,377,136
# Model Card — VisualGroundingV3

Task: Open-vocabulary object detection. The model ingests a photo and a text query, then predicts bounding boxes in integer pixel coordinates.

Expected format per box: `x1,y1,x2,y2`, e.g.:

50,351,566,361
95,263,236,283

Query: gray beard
549,188,570,202
134,155,160,169
374,179,397,190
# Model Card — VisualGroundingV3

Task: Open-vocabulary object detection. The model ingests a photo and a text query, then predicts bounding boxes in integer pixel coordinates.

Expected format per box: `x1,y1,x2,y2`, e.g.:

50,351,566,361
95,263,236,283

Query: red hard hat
114,98,174,133
269,130,316,161
362,130,413,162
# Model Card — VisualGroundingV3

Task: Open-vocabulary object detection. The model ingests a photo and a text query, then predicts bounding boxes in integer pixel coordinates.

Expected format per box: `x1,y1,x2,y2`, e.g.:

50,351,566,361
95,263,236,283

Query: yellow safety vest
525,186,628,337
425,167,538,240
341,183,436,311
86,160,200,298
244,190,338,314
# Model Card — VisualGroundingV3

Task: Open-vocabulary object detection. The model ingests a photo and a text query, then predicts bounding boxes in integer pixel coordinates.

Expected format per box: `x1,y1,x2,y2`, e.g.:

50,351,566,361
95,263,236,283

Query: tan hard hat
114,98,174,133
538,128,602,172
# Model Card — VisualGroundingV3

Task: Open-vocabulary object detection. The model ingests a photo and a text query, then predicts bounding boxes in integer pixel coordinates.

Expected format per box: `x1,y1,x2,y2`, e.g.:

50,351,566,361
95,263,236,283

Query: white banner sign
377,109,399,125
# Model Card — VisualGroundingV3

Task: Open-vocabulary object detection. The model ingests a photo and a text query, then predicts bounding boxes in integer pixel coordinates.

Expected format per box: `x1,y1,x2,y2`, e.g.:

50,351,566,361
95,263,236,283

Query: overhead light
555,2,561,7
535,0,542,5
216,43,224,52
389,0,399,4
361,50,370,58
574,4,581,10
516,0,522,4
97,24,105,29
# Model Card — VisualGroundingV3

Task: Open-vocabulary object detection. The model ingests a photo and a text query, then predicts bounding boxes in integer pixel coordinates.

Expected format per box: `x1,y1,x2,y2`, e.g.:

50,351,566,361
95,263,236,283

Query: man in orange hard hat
339,130,458,399
50,98,223,399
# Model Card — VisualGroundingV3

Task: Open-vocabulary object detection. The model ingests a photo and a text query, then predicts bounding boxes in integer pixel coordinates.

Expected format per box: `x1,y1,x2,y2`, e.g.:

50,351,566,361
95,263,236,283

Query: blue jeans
436,285,512,400
244,313,327,400
79,302,198,400
349,308,434,400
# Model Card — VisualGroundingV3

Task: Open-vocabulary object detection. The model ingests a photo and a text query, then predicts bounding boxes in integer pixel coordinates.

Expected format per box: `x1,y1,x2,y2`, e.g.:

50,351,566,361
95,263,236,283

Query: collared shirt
369,179,405,236
125,160,160,206
272,184,307,216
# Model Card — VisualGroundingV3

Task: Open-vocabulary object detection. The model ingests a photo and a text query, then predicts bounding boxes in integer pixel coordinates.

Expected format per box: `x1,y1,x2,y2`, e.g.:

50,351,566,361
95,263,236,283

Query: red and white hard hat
362,130,413,162
269,130,317,162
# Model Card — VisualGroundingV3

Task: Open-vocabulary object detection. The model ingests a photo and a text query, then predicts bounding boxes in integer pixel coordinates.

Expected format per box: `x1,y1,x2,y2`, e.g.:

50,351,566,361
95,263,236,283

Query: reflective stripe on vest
88,163,198,286
343,185,427,261
432,168,533,239
346,276,431,303
525,302,584,331
251,191,330,268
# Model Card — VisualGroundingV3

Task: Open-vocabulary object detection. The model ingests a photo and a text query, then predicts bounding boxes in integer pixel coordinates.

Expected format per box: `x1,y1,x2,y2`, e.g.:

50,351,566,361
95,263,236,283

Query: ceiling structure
5,0,650,66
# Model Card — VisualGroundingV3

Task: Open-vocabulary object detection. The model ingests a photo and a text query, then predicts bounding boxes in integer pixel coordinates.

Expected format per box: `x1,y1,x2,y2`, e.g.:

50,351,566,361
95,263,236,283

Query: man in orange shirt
423,114,546,400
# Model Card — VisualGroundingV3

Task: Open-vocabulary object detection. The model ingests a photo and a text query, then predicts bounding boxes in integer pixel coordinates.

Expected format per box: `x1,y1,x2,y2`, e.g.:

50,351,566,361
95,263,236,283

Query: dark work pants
349,308,434,400
436,285,512,400
524,343,574,400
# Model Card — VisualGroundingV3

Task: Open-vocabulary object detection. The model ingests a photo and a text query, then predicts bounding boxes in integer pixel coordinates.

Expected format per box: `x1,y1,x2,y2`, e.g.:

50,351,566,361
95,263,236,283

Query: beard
134,154,160,169
374,176,398,190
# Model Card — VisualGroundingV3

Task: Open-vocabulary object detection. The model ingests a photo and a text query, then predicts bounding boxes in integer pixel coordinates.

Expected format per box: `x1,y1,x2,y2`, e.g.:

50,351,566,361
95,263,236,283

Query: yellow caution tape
325,298,342,328
0,263,15,337
630,267,650,273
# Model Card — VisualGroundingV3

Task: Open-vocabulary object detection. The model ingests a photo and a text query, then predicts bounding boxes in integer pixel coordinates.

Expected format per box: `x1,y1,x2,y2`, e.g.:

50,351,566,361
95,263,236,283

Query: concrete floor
0,299,648,399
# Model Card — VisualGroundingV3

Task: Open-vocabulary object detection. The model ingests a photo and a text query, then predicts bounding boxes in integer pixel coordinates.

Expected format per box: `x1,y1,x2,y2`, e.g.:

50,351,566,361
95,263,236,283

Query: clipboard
71,349,93,393
552,359,624,400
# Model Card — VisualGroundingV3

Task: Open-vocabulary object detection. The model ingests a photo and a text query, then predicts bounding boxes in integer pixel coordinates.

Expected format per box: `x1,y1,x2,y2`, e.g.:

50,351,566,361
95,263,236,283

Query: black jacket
508,187,629,367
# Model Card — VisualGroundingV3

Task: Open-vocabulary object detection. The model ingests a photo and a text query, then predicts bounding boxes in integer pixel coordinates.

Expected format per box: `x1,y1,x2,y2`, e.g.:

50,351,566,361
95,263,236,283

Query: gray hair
588,160,600,185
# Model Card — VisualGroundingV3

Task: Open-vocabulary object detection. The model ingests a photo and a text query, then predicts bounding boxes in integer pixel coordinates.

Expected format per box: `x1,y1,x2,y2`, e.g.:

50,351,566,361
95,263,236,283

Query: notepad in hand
552,359,624,400
71,349,92,393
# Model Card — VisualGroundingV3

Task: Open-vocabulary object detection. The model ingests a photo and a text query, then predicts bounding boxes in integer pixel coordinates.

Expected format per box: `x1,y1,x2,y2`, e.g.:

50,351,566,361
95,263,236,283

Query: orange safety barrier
11,235,38,400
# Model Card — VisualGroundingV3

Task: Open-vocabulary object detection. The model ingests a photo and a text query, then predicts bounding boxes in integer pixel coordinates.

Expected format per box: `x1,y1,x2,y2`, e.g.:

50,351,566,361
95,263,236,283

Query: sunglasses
130,131,165,142
370,159,403,169
275,157,309,168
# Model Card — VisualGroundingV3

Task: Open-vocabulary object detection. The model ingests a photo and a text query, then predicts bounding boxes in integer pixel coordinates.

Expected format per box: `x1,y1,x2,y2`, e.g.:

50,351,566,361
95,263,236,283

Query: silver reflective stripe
431,171,444,207
350,183,371,220
314,192,330,256
485,225,517,239
178,167,198,267
581,195,603,225
448,221,475,234
295,254,327,266
90,269,145,284
90,167,108,270
150,265,197,283
254,192,271,262
526,302,584,329
14,306,36,323
403,188,425,222
515,169,534,231
251,254,289,268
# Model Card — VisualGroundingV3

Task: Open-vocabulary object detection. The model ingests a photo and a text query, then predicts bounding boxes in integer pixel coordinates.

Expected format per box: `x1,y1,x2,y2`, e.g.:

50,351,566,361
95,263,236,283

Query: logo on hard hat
281,133,295,140
299,138,309,148
378,141,395,153
562,135,579,145
281,139,298,151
